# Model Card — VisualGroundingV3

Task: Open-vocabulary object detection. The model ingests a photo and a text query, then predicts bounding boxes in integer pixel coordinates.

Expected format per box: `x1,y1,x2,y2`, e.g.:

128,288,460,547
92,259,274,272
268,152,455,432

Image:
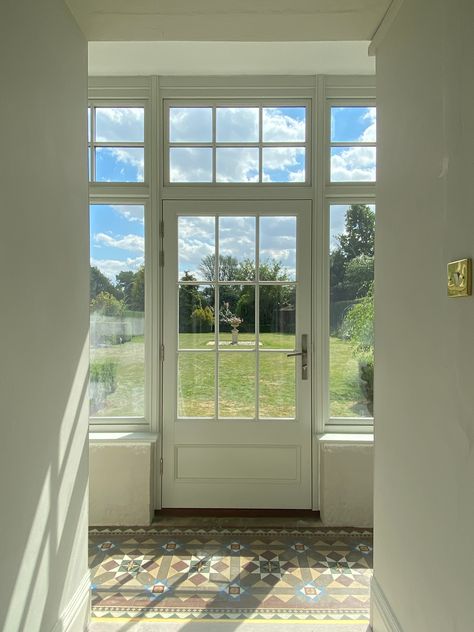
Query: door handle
287,334,308,380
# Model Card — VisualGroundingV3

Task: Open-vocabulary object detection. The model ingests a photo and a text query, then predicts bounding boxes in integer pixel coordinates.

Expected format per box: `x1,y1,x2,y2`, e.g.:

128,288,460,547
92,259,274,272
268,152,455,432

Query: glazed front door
161,200,312,508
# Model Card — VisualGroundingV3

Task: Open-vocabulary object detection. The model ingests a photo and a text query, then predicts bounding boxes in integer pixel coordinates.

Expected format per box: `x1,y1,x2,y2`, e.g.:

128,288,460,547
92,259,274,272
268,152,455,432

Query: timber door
162,200,312,508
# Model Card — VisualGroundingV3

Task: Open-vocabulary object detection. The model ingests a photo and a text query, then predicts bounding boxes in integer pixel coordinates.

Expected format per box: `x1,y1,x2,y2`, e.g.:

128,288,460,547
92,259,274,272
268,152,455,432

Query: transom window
165,103,309,184
88,106,145,182
330,106,376,182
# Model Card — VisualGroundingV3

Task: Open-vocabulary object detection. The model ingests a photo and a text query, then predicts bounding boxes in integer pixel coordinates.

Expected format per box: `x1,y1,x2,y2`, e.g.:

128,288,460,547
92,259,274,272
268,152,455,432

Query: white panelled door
162,200,312,508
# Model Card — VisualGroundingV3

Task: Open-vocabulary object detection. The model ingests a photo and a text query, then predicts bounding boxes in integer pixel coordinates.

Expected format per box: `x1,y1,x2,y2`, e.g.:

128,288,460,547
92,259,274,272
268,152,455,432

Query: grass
90,333,369,418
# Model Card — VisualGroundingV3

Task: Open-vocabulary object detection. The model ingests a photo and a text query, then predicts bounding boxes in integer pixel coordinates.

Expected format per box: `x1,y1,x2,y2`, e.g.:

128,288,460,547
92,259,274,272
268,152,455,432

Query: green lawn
90,333,369,418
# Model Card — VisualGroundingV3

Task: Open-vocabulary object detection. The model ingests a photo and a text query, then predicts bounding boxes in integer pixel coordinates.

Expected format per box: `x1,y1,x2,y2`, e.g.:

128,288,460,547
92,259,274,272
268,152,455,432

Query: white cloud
216,108,259,142
95,107,144,142
263,108,305,142
170,108,212,142
92,256,144,281
331,146,376,182
110,147,144,181
216,148,259,182
94,232,145,253
359,107,376,142
170,148,212,182
111,205,144,224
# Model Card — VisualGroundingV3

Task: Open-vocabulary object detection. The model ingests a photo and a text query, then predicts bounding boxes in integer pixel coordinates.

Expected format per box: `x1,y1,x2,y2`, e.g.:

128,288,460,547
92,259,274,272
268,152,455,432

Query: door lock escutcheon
287,334,308,380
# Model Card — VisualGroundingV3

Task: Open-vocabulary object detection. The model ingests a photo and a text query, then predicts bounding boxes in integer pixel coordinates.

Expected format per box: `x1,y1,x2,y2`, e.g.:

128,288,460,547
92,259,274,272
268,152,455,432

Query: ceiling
67,0,391,42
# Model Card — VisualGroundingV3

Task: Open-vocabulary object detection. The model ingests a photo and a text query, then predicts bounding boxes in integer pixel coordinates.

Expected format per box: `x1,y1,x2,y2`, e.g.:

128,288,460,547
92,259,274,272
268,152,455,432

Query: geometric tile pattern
89,526,372,622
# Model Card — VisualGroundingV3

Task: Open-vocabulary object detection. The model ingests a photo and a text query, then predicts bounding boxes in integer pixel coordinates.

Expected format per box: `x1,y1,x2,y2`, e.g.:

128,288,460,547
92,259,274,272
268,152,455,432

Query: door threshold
157,508,318,517
154,509,321,529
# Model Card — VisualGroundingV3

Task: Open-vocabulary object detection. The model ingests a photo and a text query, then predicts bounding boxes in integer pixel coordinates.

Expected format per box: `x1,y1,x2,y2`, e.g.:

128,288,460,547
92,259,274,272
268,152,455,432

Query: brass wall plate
447,258,472,297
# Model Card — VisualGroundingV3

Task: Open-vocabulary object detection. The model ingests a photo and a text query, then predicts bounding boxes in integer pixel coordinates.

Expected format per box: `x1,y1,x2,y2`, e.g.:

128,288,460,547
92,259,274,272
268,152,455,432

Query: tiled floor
89,519,372,630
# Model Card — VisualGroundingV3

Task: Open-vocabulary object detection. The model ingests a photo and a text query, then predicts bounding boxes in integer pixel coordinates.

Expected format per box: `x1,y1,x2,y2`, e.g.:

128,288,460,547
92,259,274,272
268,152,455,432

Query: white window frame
87,75,375,438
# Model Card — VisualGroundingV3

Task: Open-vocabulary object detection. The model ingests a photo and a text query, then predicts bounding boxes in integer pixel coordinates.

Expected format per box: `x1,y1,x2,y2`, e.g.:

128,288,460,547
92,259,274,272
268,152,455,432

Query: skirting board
51,572,90,632
371,576,403,632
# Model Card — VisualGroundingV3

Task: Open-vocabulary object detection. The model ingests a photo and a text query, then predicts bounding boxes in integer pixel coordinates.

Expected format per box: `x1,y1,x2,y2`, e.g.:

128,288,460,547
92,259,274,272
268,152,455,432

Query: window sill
89,432,158,444
318,432,374,444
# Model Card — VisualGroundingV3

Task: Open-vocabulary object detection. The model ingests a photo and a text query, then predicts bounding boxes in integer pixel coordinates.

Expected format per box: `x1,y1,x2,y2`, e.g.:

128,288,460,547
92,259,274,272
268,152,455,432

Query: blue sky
90,107,375,281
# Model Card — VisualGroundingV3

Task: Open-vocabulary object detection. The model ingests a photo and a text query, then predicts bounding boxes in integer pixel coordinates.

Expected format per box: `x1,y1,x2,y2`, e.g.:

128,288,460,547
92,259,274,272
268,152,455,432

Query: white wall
373,0,474,630
0,1,89,631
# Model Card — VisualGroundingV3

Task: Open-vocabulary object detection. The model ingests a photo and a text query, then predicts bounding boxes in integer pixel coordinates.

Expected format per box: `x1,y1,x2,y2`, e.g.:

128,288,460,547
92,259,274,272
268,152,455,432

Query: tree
90,266,121,301
90,291,125,317
199,254,241,281
129,266,145,312
116,270,135,305
338,204,375,261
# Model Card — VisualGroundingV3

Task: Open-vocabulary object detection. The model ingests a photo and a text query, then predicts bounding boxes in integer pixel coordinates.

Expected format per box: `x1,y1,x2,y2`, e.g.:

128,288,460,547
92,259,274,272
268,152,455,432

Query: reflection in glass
96,107,144,142
262,147,305,183
330,146,376,182
262,107,306,142
179,286,215,349
219,353,256,418
259,285,295,350
330,107,376,143
216,108,259,142
96,147,144,182
169,107,212,143
178,216,215,281
178,353,215,417
218,286,255,347
329,204,375,418
259,353,295,418
89,204,145,417
170,147,212,183
259,216,297,281
219,216,255,279
216,148,259,182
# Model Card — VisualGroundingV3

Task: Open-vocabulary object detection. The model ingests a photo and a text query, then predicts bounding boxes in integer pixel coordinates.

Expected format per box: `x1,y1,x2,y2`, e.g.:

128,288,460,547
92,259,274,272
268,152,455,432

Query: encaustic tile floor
89,520,373,627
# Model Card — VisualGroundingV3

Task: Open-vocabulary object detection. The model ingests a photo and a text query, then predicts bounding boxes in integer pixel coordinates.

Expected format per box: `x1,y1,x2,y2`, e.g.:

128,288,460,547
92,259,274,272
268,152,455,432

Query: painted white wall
373,0,474,630
90,440,155,526
320,437,374,527
0,1,89,631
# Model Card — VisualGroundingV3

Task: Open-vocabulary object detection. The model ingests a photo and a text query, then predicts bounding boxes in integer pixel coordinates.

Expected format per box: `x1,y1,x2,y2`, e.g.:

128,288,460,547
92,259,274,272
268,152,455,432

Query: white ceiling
88,41,375,76
68,0,391,42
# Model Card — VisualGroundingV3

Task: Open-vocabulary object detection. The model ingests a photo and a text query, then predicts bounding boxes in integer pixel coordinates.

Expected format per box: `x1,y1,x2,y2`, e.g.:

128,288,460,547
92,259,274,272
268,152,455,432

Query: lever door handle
287,351,303,357
286,334,308,380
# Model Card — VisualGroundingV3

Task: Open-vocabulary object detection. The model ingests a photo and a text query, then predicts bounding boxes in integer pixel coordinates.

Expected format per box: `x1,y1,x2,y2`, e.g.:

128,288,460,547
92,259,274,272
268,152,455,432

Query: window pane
178,216,215,281
178,353,215,417
259,216,297,281
219,216,256,279
89,204,145,417
179,285,215,349
219,353,256,418
170,147,212,183
262,107,306,142
95,147,144,182
95,107,144,142
216,107,259,142
169,107,212,142
330,146,376,182
331,107,376,143
259,285,295,350
262,147,305,183
329,204,375,418
259,353,295,418
218,286,255,348
216,147,259,182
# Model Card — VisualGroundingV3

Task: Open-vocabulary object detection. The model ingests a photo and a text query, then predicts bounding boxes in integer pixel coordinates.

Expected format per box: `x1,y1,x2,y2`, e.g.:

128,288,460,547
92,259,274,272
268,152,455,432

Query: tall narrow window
167,104,308,184
329,204,375,419
330,106,376,182
89,204,145,417
88,107,145,182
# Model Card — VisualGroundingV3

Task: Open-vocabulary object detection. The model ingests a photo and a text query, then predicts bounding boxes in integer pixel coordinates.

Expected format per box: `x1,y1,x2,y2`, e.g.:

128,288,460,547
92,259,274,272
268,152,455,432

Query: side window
330,106,376,182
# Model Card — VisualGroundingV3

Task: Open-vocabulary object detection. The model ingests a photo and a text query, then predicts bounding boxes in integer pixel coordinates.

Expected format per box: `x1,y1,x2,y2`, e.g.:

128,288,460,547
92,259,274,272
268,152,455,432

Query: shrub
90,360,118,414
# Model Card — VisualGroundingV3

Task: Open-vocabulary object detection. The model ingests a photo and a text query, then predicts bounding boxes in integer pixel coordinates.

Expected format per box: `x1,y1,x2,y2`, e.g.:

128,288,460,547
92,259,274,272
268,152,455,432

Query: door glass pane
178,216,215,281
259,285,295,350
216,148,259,183
179,285,215,349
89,204,145,417
259,353,296,418
219,353,256,418
216,107,259,142
262,107,306,142
170,147,212,183
169,107,212,142
95,107,144,142
262,147,305,183
218,286,255,348
219,216,256,280
178,353,215,417
259,216,297,281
